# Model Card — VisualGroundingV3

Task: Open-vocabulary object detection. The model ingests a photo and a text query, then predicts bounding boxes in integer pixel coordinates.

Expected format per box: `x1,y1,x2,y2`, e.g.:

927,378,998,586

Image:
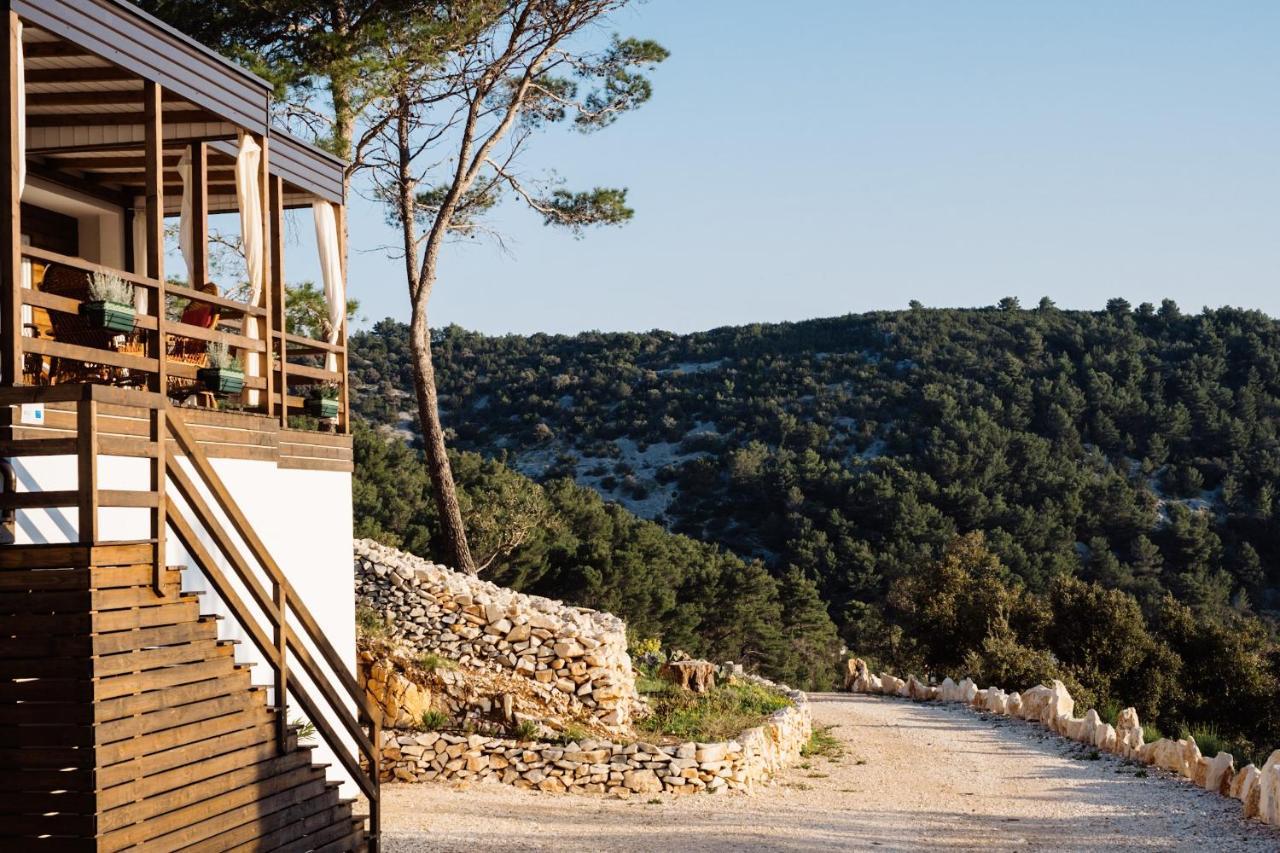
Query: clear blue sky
318,0,1280,335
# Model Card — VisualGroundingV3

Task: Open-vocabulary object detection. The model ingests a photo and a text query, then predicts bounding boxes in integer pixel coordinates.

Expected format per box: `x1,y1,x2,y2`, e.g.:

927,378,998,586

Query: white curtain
177,149,194,282
131,207,148,312
15,19,23,197
313,200,344,373
235,132,264,402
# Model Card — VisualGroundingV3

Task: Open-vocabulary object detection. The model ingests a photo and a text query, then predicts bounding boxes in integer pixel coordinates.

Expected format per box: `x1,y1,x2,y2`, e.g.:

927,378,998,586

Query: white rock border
846,658,1280,825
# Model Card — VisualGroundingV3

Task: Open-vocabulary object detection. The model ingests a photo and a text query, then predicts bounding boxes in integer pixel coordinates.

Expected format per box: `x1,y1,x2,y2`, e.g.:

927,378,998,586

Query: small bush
1182,722,1226,757
638,680,791,742
513,720,540,741
417,652,456,672
290,716,316,742
1141,723,1164,744
89,270,133,305
355,605,389,640
557,724,587,745
419,709,449,731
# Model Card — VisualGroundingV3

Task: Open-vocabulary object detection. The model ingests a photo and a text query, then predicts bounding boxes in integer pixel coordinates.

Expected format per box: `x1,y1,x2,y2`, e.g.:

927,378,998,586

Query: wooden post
270,177,287,426
144,85,166,593
190,141,208,287
258,135,273,417
1,12,22,387
150,406,166,595
143,82,166,396
76,397,98,543
274,582,288,752
336,203,350,434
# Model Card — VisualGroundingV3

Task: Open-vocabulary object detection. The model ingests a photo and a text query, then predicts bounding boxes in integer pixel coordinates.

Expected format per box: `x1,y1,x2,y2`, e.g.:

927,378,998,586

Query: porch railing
16,249,349,430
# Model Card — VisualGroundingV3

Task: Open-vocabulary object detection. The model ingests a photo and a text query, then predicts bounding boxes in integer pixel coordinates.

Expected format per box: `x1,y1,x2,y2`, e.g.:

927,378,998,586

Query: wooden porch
1,0,353,432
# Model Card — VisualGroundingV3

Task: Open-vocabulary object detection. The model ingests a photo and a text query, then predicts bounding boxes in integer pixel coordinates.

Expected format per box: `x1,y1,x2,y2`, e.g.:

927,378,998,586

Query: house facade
0,1,377,849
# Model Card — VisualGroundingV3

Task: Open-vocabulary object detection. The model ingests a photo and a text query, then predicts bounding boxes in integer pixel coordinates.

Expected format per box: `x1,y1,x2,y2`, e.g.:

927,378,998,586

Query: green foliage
353,422,840,689
289,716,317,742
416,652,456,673
419,709,449,732
349,302,1280,757
512,719,541,742
801,725,845,761
355,604,389,640
637,680,792,743
284,281,359,341
556,725,587,746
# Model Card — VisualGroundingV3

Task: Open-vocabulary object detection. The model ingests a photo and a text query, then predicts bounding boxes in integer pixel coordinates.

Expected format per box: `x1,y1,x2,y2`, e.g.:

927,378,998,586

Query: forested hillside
351,300,1280,757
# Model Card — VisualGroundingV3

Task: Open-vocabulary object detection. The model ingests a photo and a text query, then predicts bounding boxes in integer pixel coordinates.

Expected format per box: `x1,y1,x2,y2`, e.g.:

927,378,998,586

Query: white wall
13,453,357,793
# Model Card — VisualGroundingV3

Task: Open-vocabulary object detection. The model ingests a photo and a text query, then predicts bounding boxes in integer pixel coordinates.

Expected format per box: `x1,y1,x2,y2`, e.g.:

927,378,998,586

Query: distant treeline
351,299,1280,753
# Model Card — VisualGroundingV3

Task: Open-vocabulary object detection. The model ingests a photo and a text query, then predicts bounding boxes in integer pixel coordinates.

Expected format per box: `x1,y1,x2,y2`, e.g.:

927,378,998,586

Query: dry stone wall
375,670,811,796
356,539,637,735
845,657,1280,828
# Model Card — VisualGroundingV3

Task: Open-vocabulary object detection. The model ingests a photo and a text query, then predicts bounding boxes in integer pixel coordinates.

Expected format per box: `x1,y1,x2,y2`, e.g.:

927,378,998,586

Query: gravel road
381,692,1280,851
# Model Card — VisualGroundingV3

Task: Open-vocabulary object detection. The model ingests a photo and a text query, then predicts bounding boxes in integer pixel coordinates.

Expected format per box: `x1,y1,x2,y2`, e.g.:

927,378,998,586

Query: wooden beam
260,137,274,418
26,109,218,128
270,176,287,425
77,401,98,543
0,12,21,385
336,202,350,434
25,90,188,108
143,81,167,397
24,66,135,85
21,41,97,59
191,142,208,288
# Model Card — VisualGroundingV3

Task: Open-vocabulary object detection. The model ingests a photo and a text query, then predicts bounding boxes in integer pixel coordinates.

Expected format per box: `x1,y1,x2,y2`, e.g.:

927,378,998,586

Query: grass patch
290,717,316,742
1141,723,1165,744
512,720,540,741
419,709,449,731
637,678,791,743
801,725,845,761
417,652,457,672
556,724,587,745
356,604,389,639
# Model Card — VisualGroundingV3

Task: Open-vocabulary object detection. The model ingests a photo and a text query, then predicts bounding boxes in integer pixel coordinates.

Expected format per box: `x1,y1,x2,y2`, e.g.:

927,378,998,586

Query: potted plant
305,382,340,419
80,271,136,332
197,341,245,395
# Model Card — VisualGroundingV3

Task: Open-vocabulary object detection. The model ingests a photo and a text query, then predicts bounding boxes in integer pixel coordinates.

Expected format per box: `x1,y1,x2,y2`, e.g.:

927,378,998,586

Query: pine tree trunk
409,302,476,574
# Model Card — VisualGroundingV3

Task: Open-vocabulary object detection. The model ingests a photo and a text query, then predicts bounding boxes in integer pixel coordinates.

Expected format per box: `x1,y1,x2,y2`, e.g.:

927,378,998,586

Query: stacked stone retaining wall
377,674,810,796
356,539,637,734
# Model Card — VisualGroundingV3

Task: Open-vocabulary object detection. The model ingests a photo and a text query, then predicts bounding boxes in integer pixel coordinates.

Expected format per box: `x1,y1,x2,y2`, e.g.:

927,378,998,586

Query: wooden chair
40,264,139,386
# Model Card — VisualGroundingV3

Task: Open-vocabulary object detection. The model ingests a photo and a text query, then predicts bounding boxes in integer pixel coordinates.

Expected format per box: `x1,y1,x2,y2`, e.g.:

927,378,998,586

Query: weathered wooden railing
0,384,378,847
16,249,349,431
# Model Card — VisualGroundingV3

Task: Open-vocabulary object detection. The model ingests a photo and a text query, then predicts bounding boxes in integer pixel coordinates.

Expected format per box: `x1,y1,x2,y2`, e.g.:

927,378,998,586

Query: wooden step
108,772,335,851
169,775,347,853
98,746,320,833
226,801,356,853
96,711,280,788
97,704,271,767
98,726,299,810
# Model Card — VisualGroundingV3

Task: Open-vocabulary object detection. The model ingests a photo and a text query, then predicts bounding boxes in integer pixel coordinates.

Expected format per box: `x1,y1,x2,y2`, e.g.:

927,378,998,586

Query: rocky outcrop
356,539,637,735
844,657,1280,831
376,673,811,796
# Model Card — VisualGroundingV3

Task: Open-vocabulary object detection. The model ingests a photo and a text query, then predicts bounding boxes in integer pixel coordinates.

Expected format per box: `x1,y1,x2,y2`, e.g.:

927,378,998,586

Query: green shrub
513,720,541,741
1141,723,1165,744
419,709,449,731
417,652,457,672
290,716,316,742
557,724,587,745
638,680,791,742
356,605,389,640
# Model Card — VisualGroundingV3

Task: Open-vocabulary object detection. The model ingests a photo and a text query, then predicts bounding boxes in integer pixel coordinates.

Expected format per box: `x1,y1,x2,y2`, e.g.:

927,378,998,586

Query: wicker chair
41,264,139,386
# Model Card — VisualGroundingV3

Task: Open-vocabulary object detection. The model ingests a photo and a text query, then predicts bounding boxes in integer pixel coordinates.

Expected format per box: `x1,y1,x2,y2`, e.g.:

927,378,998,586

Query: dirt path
381,693,1280,851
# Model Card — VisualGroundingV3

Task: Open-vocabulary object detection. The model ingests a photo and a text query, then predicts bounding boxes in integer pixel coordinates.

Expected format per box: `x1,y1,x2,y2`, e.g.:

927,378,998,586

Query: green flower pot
80,300,136,333
306,397,340,419
197,367,245,395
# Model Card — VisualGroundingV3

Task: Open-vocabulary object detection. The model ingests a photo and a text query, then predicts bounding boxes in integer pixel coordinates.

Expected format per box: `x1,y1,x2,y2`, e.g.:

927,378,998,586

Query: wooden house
0,1,378,848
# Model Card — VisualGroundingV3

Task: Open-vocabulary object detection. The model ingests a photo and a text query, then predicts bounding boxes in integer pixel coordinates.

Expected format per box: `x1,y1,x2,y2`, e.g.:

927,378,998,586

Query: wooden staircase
0,386,379,850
